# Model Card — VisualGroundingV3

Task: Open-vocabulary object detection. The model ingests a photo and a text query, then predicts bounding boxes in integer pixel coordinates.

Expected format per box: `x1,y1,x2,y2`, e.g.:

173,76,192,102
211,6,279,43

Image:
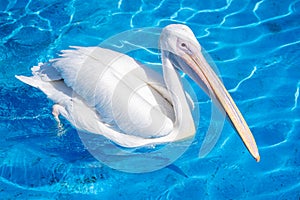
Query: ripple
170,7,196,21
182,0,228,11
253,167,300,198
162,178,207,199
293,0,300,12
118,0,141,12
228,66,257,92
188,11,224,25
254,120,290,147
254,0,292,21
291,81,300,111
208,26,263,45
222,10,259,27
207,167,253,199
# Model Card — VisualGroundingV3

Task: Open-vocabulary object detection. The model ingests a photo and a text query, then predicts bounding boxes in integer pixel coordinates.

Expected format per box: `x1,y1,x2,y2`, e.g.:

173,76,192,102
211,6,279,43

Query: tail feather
15,75,40,88
15,75,72,106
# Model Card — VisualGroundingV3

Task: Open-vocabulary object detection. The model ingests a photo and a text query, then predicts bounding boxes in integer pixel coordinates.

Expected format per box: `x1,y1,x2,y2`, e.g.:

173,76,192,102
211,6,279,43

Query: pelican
16,24,260,161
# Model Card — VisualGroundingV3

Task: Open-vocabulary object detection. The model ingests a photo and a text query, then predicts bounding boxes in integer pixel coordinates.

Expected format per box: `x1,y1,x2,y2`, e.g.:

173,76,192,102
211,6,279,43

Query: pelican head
160,24,201,56
160,24,260,162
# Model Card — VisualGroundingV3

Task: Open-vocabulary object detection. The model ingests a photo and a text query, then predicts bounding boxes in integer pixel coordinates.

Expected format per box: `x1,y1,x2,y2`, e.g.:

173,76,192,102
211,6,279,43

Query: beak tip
255,155,260,162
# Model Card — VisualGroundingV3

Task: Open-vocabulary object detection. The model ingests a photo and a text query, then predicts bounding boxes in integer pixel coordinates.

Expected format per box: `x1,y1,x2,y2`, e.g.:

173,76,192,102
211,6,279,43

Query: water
1,0,300,199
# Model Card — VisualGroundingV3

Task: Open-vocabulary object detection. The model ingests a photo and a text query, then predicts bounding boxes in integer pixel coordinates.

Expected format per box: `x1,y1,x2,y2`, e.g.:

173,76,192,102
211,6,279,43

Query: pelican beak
181,48,260,162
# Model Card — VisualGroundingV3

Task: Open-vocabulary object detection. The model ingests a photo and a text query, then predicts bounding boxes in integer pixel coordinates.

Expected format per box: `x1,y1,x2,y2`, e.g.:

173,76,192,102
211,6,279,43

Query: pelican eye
179,42,193,55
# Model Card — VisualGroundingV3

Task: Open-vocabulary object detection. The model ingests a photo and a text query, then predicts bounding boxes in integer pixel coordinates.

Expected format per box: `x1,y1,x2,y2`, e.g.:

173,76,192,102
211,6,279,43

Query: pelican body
16,24,260,161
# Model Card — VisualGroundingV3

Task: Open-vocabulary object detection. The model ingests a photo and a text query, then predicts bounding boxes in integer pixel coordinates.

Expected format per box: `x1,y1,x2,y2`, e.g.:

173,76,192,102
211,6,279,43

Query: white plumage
16,24,260,161
16,45,194,147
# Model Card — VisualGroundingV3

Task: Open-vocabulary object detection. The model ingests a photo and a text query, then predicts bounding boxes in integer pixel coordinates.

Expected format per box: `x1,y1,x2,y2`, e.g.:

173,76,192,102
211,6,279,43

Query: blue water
1,0,300,199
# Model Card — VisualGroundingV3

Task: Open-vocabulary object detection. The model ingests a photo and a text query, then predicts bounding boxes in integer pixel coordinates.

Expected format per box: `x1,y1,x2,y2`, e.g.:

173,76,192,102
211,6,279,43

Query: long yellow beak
182,49,260,162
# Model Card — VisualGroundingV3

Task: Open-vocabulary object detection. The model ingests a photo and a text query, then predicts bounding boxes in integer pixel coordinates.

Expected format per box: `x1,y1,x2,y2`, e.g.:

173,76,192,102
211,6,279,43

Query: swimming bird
16,24,260,161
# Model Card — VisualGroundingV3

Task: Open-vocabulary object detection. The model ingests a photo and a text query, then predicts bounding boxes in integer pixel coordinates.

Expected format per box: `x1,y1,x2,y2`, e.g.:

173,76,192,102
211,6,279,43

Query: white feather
16,47,180,141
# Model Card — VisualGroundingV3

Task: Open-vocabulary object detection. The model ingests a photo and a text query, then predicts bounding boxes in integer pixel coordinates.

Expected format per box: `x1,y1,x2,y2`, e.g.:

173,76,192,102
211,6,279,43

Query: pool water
1,0,300,199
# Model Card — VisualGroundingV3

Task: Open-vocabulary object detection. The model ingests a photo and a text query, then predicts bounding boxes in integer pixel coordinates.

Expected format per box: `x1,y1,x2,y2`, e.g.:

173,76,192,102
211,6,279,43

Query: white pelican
16,24,260,161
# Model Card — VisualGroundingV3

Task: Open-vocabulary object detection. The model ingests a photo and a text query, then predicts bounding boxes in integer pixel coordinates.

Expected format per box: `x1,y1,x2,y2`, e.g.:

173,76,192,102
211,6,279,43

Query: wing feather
17,47,176,138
